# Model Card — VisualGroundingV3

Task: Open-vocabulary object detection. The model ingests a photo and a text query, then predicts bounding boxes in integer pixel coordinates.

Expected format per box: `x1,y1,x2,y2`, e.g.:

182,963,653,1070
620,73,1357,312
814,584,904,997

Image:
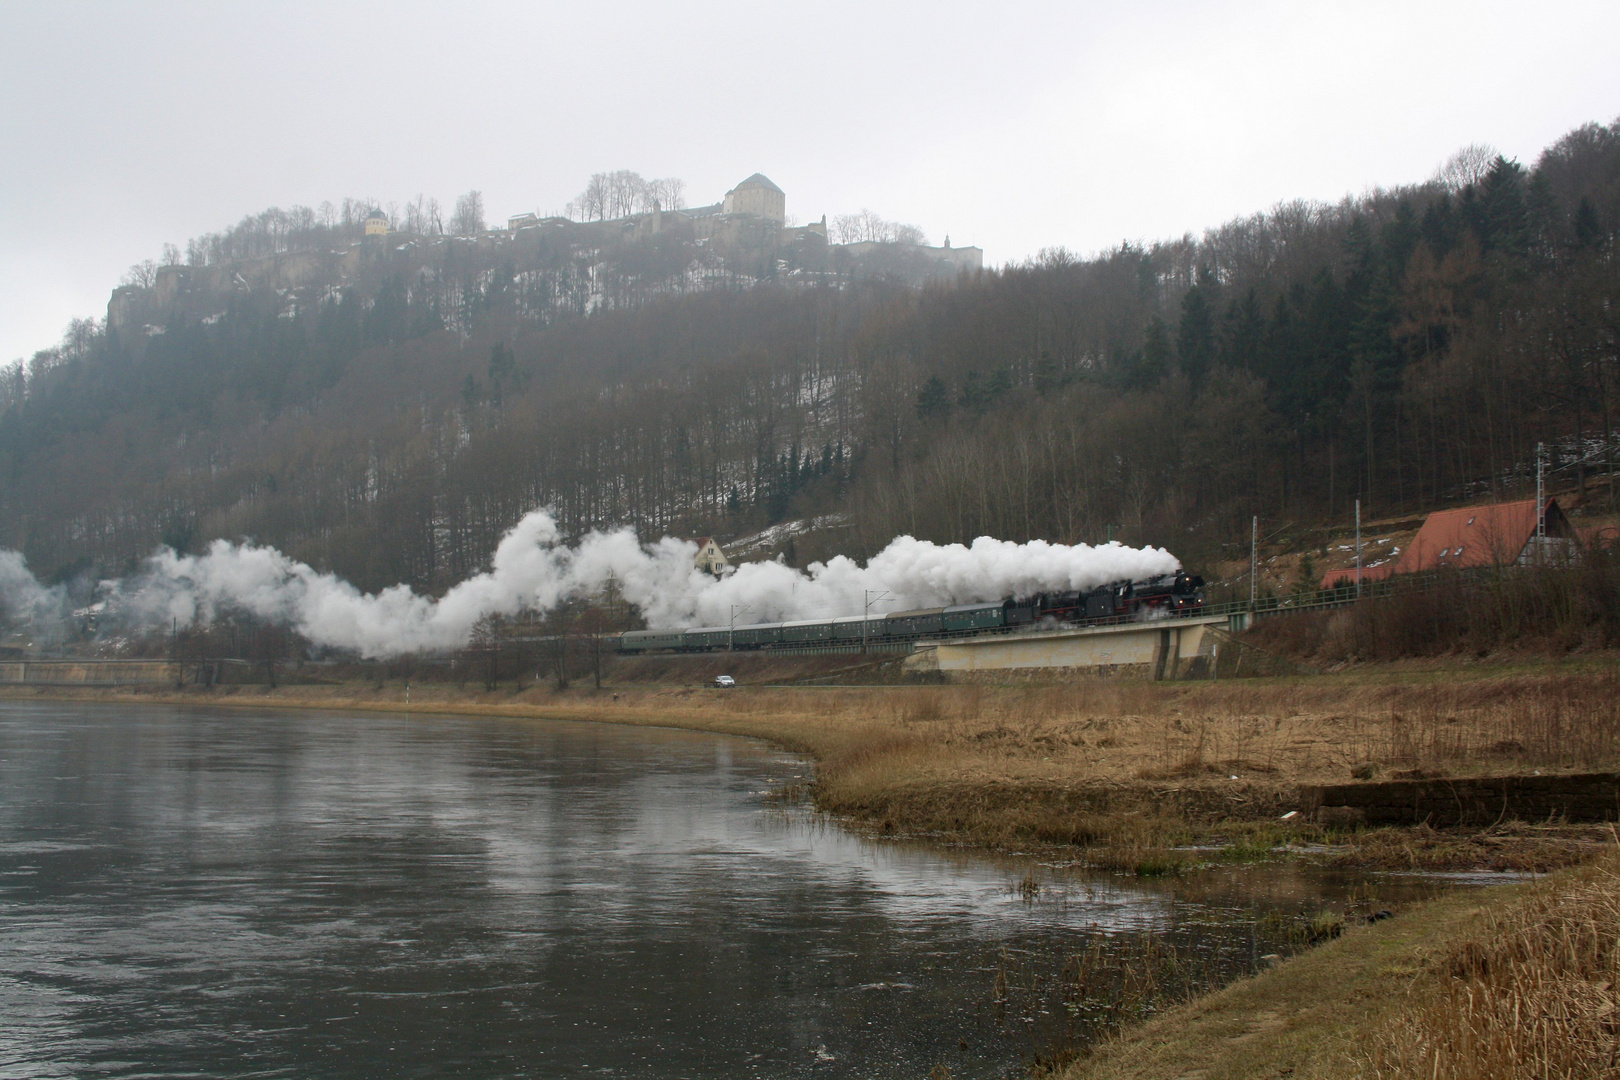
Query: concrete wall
925,617,1225,678
1305,772,1620,826
0,660,179,686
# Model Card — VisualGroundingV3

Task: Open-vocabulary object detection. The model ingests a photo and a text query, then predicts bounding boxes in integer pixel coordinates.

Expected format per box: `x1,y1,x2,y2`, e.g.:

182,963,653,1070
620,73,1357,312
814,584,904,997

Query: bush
1241,550,1620,662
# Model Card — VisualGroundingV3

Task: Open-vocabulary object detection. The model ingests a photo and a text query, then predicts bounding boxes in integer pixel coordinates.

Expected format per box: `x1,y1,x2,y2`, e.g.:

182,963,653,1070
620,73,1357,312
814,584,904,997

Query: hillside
2,121,1618,602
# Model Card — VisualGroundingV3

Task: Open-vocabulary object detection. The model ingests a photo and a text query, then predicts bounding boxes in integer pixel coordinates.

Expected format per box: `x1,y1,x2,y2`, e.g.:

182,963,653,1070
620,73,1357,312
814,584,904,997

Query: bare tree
648,176,686,211
831,208,926,245
0,359,25,409
565,170,687,221
452,191,486,235
468,613,502,689
121,260,158,288
1434,144,1499,192
404,194,444,235
60,318,100,361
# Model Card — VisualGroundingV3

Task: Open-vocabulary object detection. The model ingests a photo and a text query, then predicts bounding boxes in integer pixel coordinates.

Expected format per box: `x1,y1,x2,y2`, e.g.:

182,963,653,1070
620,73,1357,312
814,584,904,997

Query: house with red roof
1321,497,1576,590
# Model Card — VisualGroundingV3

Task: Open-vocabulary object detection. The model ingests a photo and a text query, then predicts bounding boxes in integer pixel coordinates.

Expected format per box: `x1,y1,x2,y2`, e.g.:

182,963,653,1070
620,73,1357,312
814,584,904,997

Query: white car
713,675,736,688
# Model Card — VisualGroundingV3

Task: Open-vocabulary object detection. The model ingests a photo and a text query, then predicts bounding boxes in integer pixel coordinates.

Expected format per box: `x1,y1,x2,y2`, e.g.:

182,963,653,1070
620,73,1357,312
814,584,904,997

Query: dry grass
9,657,1619,871
1245,555,1620,663
1061,846,1620,1080
1366,844,1620,1079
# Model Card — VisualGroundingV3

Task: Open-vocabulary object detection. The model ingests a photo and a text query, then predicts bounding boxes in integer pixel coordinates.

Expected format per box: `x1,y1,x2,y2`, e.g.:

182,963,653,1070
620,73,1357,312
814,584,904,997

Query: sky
2,0,1617,365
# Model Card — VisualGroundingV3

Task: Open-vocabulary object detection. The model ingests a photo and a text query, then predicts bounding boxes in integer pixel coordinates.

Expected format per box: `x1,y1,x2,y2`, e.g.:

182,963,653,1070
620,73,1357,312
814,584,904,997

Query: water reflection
0,702,1458,1078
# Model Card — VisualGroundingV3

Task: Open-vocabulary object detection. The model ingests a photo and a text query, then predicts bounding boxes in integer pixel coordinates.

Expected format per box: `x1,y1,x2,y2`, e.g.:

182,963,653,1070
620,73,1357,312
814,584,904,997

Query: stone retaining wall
0,660,179,686
1304,773,1620,826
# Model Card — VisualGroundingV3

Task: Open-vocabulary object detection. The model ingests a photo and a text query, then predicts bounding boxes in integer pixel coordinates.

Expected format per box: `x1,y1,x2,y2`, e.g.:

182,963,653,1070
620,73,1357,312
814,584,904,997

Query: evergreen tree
914,375,951,420
1033,351,1065,392
958,370,992,415
1219,287,1265,372
1131,317,1174,388
1479,156,1530,254
1177,285,1216,385
1573,196,1605,249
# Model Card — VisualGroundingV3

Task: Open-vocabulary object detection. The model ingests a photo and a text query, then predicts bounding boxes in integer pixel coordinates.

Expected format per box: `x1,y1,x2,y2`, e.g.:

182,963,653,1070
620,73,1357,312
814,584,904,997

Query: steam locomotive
617,571,1206,653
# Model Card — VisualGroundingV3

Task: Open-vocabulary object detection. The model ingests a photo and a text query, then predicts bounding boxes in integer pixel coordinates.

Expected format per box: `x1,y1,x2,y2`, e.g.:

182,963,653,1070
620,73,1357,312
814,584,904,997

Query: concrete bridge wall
920,616,1230,678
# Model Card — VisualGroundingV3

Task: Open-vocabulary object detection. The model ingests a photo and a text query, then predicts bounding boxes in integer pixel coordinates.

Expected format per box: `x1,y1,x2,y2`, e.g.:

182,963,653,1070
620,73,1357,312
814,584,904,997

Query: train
618,571,1206,654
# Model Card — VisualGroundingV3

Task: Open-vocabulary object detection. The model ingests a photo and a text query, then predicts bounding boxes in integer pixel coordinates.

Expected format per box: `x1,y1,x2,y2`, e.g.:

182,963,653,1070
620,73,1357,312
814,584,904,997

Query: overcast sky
2,0,1617,364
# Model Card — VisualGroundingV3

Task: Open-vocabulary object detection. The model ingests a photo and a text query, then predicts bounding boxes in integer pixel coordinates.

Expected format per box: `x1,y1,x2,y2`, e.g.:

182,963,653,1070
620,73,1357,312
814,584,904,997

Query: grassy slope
1062,880,1458,1075
1060,890,1478,1079
1066,847,1619,1080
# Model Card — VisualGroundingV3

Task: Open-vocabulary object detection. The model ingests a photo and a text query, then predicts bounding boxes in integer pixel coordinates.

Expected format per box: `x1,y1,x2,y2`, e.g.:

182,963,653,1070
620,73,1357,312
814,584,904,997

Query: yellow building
364,209,389,236
720,174,786,223
691,537,729,576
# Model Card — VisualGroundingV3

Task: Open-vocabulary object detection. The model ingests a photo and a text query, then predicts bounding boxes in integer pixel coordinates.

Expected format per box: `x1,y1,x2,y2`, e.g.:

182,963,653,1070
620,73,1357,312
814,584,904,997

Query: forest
1,120,1617,598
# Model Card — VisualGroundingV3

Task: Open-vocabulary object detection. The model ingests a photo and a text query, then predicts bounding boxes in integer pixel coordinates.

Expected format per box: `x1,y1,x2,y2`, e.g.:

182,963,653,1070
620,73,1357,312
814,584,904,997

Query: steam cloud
0,509,1180,657
0,551,70,641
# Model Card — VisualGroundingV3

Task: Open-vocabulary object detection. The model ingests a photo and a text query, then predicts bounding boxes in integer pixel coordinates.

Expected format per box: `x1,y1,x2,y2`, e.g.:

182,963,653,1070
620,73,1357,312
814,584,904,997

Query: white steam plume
0,551,70,639
0,509,1181,657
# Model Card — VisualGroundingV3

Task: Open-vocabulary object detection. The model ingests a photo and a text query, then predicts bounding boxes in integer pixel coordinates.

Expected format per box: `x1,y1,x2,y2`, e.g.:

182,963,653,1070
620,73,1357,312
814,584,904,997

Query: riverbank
1062,842,1620,1080
7,661,1617,1079
6,652,1617,873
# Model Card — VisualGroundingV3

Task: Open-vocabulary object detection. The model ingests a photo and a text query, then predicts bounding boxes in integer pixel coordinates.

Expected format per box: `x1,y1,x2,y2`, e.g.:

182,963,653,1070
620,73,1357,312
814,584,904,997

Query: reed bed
1366,845,1620,1079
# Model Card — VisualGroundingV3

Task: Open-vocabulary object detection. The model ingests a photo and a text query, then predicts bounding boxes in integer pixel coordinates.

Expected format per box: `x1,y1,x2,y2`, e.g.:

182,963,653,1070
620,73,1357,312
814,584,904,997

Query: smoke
0,551,70,640
0,509,1180,657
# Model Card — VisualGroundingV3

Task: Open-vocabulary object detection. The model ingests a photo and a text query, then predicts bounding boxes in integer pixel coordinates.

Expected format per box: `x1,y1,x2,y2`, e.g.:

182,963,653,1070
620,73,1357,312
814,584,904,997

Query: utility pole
1355,498,1362,599
1249,515,1258,611
862,589,892,654
171,617,181,689
1536,441,1546,561
729,604,752,652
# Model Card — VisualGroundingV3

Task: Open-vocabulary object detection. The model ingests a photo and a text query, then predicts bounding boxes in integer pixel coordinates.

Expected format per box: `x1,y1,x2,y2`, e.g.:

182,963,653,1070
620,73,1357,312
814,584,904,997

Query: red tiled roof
1394,498,1561,573
1317,497,1568,589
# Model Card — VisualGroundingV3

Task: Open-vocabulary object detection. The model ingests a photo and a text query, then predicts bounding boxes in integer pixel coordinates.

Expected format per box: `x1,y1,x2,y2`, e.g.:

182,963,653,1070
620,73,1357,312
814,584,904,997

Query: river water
0,701,1463,1079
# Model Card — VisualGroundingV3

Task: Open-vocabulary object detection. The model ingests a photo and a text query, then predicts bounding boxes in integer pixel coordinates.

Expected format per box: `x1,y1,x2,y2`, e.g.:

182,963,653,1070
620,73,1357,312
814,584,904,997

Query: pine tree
1479,156,1530,255
1219,287,1265,372
915,375,951,420
1573,197,1605,249
1177,286,1215,385
1131,317,1174,388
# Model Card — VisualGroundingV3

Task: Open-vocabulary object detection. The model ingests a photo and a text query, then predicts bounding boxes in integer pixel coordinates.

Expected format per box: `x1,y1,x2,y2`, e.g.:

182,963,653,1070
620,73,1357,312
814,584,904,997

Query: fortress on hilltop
106,171,982,336
507,171,982,273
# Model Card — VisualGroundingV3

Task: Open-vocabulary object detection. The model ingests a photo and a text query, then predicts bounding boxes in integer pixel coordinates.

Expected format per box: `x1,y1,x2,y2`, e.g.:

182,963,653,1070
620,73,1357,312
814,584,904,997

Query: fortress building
720,174,786,222
675,173,791,229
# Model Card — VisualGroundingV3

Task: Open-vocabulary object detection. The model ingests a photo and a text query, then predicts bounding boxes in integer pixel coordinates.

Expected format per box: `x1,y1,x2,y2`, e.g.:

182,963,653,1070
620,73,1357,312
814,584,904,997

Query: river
0,701,1464,1078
